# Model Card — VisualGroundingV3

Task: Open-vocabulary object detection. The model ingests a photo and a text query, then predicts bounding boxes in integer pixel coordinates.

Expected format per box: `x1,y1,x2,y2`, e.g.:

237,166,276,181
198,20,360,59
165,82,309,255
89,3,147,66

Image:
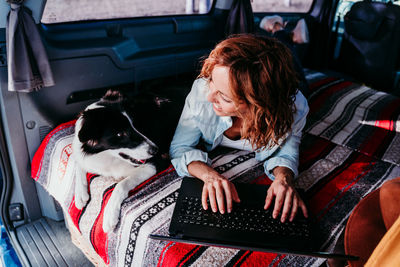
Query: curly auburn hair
199,34,299,150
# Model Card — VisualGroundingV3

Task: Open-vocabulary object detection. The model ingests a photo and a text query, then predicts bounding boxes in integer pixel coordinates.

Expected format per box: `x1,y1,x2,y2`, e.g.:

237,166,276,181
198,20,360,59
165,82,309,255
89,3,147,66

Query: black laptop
150,177,358,261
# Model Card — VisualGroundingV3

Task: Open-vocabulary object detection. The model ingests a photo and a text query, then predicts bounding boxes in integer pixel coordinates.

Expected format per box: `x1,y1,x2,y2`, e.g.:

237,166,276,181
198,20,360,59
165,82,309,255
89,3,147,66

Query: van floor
16,218,93,266
15,217,335,266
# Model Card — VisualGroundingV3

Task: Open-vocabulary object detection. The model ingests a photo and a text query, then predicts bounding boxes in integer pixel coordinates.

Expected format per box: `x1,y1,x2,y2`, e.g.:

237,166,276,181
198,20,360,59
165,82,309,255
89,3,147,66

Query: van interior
0,0,400,266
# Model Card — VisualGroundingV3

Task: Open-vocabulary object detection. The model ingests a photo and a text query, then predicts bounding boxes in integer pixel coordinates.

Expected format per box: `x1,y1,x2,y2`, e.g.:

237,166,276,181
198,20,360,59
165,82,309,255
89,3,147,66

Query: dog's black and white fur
72,89,180,233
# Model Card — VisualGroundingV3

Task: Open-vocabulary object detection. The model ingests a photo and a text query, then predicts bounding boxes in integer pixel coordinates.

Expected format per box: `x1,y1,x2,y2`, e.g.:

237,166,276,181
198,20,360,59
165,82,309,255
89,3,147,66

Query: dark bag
336,1,400,93
338,1,400,94
225,0,254,36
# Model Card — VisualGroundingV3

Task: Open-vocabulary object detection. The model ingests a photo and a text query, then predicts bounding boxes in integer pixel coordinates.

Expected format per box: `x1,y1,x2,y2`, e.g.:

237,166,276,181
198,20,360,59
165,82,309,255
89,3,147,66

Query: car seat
335,1,400,95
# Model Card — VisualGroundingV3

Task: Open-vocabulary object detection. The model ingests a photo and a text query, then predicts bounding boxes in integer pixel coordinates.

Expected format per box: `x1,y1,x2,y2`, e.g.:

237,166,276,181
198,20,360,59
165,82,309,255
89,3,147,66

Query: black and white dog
72,89,181,233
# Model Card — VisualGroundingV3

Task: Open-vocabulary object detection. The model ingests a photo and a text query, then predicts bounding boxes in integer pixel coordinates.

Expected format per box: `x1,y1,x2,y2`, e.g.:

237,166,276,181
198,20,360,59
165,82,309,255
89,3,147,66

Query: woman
169,34,309,223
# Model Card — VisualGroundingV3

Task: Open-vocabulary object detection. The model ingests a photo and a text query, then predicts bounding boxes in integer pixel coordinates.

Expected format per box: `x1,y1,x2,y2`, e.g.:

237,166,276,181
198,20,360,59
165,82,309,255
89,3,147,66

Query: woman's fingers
231,184,241,203
273,189,285,219
264,189,274,210
221,180,232,213
207,183,218,212
203,174,308,220
299,199,308,218
202,184,208,210
215,182,226,214
265,179,308,222
202,178,239,214
289,196,298,222
281,190,294,222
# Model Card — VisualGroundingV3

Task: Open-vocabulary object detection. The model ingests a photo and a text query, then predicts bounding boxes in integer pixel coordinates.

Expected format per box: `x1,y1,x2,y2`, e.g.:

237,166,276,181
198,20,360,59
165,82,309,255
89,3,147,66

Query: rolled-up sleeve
264,134,302,180
259,91,309,180
169,80,211,177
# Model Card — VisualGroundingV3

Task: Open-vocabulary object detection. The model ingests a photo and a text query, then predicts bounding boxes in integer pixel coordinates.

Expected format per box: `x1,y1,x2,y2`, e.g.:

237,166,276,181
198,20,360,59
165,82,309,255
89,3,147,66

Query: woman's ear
235,100,250,115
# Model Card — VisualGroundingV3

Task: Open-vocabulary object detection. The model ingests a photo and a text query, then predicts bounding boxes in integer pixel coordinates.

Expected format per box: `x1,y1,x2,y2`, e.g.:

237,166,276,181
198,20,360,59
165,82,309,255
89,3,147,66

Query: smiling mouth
213,103,222,111
119,152,146,165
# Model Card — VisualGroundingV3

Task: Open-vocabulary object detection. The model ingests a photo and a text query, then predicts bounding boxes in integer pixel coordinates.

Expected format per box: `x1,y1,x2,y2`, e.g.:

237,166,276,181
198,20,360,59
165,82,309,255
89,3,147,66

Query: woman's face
207,66,248,117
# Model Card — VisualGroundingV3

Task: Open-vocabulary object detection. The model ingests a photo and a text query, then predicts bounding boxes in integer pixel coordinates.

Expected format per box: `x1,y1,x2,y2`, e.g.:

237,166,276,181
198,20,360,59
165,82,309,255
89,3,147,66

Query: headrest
344,2,394,40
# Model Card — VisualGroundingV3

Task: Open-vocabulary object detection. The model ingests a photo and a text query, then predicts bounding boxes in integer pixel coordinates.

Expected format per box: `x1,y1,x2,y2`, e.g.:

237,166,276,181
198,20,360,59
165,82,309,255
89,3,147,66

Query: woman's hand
264,166,308,222
201,173,240,214
188,161,240,214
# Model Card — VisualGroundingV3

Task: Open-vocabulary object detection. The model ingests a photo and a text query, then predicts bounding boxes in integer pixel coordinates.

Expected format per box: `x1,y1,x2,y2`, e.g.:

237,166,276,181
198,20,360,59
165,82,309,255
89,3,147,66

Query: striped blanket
31,70,400,266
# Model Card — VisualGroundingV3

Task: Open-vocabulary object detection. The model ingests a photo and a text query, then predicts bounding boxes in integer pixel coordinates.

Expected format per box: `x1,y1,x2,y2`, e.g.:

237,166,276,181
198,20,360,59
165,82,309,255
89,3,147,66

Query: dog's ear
154,96,171,108
78,125,99,148
78,129,99,147
78,111,101,147
102,89,124,103
85,139,99,147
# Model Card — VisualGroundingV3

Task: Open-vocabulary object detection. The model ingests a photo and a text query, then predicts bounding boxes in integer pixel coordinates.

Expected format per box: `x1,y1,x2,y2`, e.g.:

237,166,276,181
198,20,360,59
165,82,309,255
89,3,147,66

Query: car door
0,0,227,265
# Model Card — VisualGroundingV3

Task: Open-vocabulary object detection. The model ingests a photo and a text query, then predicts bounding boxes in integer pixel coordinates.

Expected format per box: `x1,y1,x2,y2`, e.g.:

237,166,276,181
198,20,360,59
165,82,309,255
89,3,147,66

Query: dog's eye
116,132,125,138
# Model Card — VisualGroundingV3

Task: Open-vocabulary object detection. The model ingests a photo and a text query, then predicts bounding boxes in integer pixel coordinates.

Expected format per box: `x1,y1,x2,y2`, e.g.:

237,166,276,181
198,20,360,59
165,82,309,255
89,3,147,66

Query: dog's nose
149,145,158,156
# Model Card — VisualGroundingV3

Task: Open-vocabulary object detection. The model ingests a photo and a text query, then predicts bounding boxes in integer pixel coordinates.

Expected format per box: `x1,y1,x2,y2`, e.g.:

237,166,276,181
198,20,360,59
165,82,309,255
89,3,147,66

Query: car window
41,0,214,24
251,0,314,13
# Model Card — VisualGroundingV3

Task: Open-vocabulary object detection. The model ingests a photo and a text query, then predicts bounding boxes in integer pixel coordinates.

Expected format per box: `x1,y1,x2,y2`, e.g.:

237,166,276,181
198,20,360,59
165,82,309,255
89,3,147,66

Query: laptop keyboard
177,196,311,239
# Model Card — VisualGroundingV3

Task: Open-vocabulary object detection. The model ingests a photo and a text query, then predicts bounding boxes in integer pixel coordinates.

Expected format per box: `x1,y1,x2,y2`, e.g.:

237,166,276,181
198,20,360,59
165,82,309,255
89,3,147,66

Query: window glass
41,0,213,24
251,0,314,13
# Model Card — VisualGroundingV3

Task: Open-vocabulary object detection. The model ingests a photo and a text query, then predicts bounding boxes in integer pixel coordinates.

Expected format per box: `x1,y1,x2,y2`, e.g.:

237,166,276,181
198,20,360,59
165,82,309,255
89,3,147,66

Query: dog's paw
74,191,89,210
102,202,120,233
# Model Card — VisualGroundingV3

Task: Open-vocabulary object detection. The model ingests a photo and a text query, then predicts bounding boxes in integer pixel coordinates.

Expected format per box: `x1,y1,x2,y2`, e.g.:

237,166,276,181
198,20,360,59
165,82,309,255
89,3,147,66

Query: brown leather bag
344,177,400,267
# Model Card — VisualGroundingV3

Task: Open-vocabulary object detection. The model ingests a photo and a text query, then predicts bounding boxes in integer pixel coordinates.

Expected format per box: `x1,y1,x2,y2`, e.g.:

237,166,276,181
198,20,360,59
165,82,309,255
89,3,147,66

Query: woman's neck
224,117,243,140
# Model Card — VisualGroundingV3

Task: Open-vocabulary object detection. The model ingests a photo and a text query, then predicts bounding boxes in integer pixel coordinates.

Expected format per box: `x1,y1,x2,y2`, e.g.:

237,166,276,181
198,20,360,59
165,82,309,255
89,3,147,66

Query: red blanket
31,70,400,266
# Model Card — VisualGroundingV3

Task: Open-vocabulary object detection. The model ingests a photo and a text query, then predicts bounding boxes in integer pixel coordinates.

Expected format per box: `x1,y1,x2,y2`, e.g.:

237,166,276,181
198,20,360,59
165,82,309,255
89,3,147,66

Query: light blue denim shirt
170,78,309,180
